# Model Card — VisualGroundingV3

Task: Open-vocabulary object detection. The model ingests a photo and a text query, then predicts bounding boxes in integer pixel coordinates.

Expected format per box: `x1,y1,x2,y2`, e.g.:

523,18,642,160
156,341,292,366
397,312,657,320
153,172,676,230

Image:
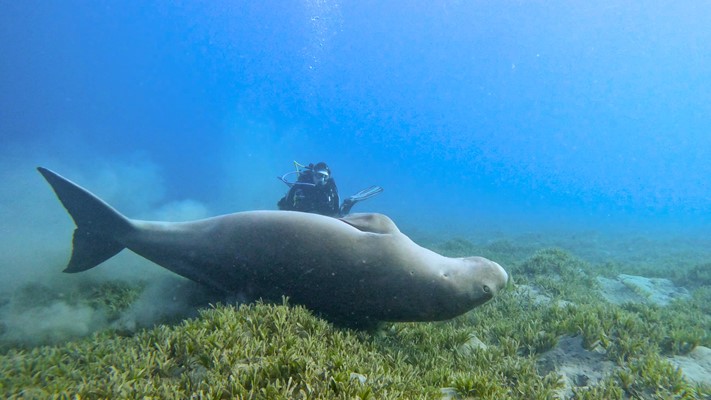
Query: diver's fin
339,213,400,234
339,185,383,215
349,185,383,202
37,167,133,273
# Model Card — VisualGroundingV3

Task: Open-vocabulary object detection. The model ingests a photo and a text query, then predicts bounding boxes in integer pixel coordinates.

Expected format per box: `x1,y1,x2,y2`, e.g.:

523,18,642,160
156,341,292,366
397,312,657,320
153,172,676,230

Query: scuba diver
277,161,383,217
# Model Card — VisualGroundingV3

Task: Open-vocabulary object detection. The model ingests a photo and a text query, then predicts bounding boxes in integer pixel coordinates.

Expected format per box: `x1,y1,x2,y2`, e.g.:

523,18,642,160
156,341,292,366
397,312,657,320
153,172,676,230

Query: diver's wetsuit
277,170,340,216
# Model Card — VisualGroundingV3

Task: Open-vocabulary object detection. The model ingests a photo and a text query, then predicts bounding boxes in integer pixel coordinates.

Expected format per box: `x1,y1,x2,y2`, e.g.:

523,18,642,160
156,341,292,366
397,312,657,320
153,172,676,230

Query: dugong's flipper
38,167,133,273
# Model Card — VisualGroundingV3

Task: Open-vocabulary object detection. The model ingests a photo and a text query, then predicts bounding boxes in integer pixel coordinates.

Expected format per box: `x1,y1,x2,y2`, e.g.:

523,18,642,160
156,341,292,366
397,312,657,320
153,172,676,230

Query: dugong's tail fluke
37,167,133,273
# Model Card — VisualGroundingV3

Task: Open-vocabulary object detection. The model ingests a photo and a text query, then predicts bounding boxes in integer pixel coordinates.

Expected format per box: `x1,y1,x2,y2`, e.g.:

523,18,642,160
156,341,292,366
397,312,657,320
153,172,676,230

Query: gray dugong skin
38,167,509,327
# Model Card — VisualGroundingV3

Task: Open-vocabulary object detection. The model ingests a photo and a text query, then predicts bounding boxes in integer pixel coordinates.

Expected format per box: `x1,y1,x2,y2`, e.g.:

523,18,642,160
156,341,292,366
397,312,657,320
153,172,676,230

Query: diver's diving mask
313,169,329,185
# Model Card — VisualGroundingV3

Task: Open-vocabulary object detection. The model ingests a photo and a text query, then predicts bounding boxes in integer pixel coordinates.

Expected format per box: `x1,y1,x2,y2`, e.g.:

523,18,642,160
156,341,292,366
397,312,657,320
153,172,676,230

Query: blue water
2,2,710,234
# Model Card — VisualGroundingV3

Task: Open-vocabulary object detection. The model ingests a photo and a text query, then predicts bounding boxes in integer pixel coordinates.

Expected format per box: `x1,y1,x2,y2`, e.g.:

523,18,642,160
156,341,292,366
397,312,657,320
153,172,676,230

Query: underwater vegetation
1,244,710,399
672,262,711,289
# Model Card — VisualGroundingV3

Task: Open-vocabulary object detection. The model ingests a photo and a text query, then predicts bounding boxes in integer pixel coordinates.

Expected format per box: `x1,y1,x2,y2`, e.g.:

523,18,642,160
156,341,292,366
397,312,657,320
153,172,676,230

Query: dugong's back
128,210,366,282
130,211,419,317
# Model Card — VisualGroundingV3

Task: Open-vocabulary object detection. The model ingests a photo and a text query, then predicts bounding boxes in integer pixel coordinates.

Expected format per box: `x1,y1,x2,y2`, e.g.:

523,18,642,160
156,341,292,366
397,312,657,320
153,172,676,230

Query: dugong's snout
461,256,509,300
491,261,509,293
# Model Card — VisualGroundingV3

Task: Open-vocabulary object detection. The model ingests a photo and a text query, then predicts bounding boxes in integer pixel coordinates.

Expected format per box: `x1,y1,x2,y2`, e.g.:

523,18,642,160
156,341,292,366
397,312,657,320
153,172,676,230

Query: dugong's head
452,256,509,309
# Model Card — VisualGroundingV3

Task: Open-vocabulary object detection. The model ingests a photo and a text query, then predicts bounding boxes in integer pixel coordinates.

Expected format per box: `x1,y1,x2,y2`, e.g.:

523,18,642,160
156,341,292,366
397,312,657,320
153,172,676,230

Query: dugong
38,167,508,327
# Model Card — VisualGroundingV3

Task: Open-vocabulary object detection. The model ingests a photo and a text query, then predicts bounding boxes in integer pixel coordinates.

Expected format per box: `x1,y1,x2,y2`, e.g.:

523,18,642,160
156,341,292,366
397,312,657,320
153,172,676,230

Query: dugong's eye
482,285,490,293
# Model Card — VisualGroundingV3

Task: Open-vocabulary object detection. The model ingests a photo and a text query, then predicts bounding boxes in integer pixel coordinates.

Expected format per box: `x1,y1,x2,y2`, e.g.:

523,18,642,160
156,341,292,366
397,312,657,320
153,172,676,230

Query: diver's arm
328,180,340,215
279,186,298,210
332,182,340,213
